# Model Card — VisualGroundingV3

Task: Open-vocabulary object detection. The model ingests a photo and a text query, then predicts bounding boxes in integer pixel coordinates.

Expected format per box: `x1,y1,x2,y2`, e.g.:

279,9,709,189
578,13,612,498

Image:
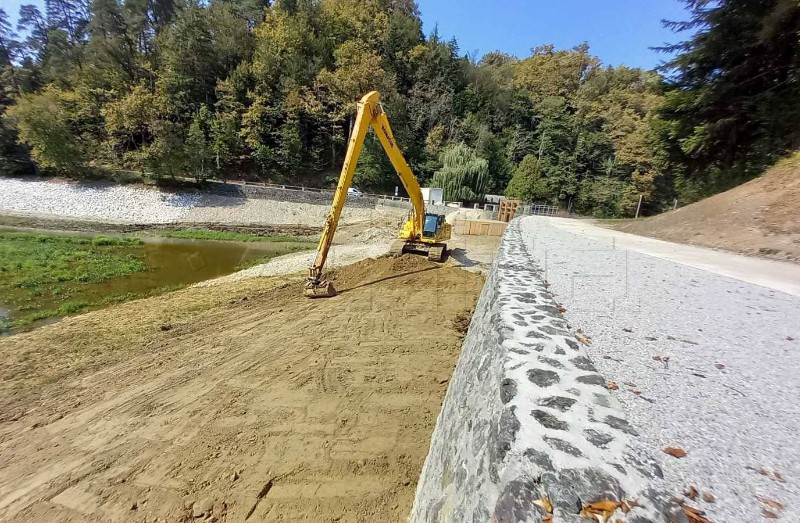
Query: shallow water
0,234,313,331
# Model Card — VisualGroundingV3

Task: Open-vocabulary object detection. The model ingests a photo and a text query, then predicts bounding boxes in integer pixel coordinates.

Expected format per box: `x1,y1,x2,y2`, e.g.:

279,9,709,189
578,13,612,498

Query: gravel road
521,216,799,522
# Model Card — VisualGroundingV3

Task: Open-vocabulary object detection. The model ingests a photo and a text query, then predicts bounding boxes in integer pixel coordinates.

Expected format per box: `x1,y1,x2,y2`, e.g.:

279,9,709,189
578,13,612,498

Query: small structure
421,187,444,205
452,219,508,237
498,199,521,222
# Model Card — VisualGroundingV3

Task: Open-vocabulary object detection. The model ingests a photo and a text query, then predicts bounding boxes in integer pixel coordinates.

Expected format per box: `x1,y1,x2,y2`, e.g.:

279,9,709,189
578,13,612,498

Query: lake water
0,234,314,333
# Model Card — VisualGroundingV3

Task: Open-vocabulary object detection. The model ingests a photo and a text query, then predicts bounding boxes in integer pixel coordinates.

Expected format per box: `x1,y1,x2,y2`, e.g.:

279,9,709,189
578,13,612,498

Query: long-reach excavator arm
304,91,450,298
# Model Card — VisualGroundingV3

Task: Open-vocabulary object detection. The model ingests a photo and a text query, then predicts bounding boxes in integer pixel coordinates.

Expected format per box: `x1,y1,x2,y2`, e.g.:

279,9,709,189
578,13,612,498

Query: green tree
186,105,214,182
7,86,85,172
659,0,800,197
505,154,550,202
430,143,488,202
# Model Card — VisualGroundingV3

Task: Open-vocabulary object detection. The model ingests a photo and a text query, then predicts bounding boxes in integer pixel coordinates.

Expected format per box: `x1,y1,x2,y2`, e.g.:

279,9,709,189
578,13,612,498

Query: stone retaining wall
410,219,685,523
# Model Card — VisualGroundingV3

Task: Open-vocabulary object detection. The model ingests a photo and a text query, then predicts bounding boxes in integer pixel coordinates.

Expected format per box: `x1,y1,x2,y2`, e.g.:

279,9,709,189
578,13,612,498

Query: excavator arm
305,91,432,298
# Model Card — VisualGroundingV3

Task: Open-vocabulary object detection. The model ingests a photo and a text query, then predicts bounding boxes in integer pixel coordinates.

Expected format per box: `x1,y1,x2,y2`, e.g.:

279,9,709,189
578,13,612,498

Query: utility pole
635,194,643,219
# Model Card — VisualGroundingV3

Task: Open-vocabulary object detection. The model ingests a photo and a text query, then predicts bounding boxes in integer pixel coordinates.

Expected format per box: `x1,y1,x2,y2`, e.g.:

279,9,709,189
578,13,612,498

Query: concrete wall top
410,219,685,523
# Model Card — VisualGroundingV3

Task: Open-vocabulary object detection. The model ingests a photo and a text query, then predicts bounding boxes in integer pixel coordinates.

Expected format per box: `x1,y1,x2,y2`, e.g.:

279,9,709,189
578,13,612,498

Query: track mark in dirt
244,479,274,520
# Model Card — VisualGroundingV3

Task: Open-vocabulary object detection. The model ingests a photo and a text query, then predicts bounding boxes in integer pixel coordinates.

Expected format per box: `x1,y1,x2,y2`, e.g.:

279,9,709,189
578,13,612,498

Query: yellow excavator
304,91,451,298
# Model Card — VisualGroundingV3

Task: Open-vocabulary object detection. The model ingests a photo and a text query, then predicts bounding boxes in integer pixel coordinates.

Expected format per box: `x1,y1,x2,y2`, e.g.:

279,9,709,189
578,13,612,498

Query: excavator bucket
304,280,337,298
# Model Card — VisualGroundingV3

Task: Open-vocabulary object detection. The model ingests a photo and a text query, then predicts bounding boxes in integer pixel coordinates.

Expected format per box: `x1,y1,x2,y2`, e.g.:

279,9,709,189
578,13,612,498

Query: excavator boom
304,91,448,298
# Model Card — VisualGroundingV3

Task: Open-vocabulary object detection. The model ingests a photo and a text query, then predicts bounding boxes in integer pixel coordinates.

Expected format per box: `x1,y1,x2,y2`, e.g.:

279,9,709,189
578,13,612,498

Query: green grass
234,244,314,270
161,228,298,243
0,232,150,331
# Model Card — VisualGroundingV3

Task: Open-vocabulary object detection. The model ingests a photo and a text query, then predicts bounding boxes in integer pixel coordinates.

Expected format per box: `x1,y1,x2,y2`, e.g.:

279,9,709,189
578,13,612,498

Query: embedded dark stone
536,305,561,315
542,468,624,513
543,436,583,457
565,339,580,351
584,428,614,449
515,293,538,303
524,448,554,471
639,488,689,522
527,368,560,387
537,396,577,412
570,356,597,372
500,378,517,404
625,452,664,479
491,479,543,523
487,407,520,481
604,415,639,435
509,348,530,355
477,354,494,379
540,325,572,337
611,463,627,475
576,374,607,386
532,409,569,431
526,330,547,339
566,388,581,396
593,393,612,407
554,347,566,355
538,355,565,369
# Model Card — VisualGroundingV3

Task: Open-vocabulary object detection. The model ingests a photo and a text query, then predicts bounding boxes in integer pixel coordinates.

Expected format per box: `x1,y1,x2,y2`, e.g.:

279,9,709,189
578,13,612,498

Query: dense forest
0,0,798,216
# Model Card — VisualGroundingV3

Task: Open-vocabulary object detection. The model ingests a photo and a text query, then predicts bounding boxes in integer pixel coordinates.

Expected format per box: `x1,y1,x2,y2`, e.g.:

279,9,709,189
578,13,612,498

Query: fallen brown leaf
558,305,566,313
664,447,687,458
756,496,784,511
576,333,592,346
623,381,637,387
533,497,554,515
683,486,699,500
757,467,770,476
683,505,712,523
773,471,786,483
645,336,657,341
652,355,662,361
714,363,725,370
762,509,779,519
607,382,619,390
623,327,633,333
702,493,715,503
579,500,624,521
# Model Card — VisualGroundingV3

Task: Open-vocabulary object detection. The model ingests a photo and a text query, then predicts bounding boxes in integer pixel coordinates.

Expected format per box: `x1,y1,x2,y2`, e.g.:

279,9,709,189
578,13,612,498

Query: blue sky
416,0,690,69
2,0,690,70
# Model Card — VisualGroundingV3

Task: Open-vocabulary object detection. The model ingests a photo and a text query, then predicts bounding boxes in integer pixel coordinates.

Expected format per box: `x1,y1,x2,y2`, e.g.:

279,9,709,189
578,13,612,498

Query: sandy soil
607,154,800,262
0,256,484,523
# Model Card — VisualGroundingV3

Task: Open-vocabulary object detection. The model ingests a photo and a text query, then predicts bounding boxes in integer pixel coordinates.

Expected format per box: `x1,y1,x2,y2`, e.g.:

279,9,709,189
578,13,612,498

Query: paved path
548,217,800,297
521,216,799,523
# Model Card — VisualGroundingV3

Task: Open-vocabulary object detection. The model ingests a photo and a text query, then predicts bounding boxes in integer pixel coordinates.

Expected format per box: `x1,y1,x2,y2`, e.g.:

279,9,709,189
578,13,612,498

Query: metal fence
517,203,561,217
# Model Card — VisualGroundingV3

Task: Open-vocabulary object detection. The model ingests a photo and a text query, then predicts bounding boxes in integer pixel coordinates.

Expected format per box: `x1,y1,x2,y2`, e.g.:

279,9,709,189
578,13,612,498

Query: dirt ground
0,255,484,522
608,154,800,262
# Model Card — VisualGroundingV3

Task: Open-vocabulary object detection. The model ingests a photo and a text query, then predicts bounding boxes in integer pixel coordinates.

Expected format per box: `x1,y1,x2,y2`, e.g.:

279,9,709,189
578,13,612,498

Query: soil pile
611,154,800,262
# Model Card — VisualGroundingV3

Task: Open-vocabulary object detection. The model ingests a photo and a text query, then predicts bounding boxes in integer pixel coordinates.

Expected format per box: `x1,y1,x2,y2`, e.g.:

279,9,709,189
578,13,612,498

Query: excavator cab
422,213,443,238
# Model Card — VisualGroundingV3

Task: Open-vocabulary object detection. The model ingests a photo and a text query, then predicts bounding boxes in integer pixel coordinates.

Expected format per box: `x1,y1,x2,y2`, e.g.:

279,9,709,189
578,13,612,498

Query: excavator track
389,239,407,257
427,244,446,262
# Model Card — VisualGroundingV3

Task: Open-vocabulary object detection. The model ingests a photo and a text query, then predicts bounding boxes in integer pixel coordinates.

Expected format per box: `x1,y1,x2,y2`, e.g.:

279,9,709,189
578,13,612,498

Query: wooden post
635,194,643,219
673,198,678,210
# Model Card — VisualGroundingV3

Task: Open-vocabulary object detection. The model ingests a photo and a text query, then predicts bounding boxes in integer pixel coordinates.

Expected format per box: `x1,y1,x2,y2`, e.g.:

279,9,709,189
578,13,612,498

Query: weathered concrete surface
410,220,684,523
